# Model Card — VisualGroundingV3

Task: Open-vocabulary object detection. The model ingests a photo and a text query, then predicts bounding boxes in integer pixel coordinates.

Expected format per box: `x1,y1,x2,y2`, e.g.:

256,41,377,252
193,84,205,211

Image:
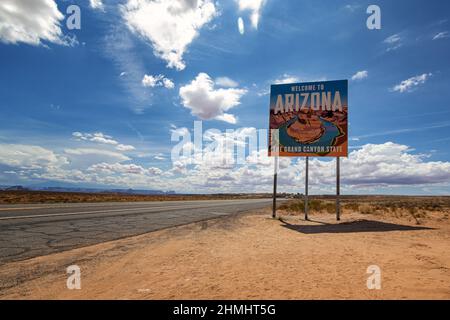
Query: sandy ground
0,208,449,299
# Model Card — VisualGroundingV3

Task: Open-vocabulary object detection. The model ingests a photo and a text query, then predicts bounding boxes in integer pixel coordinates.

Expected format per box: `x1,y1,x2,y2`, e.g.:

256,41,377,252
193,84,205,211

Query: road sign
269,80,348,157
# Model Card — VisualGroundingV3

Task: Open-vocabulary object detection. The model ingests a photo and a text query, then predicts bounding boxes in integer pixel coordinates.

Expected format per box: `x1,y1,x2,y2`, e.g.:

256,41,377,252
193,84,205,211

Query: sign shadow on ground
280,219,434,234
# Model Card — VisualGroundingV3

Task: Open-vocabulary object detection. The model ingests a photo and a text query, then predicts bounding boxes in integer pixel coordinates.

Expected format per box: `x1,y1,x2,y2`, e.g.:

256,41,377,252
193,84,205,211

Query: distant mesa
4,185,30,191
0,185,175,195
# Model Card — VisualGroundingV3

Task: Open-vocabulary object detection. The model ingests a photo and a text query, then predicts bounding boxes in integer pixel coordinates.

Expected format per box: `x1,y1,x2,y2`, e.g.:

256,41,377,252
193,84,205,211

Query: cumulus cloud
0,0,68,46
168,140,450,193
142,74,175,89
0,144,66,169
73,132,116,145
72,132,136,151
142,74,161,87
391,73,432,93
337,143,450,186
2,140,450,193
89,162,145,175
89,0,104,10
351,70,368,81
121,0,217,70
162,78,175,89
179,73,247,124
433,31,449,40
237,0,266,30
89,162,162,176
215,77,239,88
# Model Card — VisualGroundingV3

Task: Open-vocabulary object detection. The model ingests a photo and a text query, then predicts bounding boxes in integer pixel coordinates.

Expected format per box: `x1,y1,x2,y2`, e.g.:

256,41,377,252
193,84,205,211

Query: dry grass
0,190,272,204
279,196,450,224
279,199,336,214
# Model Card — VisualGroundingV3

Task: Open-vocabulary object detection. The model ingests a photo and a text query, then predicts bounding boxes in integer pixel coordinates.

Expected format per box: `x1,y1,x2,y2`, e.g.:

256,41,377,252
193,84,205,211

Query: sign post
272,156,278,218
336,157,341,221
305,157,309,220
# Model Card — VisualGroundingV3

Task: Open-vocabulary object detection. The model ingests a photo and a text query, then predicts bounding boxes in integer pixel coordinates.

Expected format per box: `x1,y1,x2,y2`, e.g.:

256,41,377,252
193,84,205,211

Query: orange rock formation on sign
287,113,324,144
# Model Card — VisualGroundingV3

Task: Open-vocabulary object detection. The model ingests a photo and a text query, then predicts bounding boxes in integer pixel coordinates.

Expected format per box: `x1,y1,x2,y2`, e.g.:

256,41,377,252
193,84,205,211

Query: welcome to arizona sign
269,80,348,157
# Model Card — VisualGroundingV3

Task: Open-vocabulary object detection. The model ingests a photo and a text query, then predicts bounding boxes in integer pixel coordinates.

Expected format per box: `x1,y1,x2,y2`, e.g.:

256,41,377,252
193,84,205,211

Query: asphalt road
0,199,275,264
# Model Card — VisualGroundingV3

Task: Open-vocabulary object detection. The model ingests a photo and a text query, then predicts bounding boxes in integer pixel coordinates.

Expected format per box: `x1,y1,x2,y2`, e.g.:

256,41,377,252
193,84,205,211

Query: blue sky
0,0,449,194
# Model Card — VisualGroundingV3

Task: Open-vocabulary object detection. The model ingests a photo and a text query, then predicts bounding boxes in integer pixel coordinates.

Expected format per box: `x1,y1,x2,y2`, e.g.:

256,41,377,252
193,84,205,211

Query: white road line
0,206,64,211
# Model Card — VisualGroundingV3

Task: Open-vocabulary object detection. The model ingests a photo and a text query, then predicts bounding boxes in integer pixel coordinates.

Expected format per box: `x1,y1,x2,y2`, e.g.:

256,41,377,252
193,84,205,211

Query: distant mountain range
0,184,176,195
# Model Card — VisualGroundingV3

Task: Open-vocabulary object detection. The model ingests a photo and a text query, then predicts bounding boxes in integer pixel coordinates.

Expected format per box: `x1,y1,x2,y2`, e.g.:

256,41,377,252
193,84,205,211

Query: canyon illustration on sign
269,80,348,157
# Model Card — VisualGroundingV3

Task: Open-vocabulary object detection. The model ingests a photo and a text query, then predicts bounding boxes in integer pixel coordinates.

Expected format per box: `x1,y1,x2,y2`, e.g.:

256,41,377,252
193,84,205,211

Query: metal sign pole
336,157,341,221
272,156,278,218
305,156,309,221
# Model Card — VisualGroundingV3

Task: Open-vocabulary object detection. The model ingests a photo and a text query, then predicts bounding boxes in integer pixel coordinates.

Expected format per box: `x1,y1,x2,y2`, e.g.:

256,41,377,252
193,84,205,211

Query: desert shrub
279,199,335,214
279,200,305,212
359,204,373,215
344,203,360,212
279,196,450,217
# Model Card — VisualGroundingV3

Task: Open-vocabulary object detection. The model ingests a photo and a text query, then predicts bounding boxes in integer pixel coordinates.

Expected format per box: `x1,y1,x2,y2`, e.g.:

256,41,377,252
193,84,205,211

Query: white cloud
121,0,217,70
89,0,104,10
116,144,136,152
391,73,432,93
237,17,245,35
89,162,145,175
142,74,175,89
351,70,368,81
89,162,162,176
273,74,300,84
339,143,450,186
2,140,450,193
215,77,239,88
433,31,449,40
344,4,361,12
104,29,152,113
73,132,117,145
256,74,327,97
142,74,163,87
0,144,66,169
162,78,175,89
384,34,401,44
237,0,266,29
170,140,450,193
72,132,136,151
0,0,67,46
179,73,247,124
63,148,131,169
154,153,166,160
384,34,402,52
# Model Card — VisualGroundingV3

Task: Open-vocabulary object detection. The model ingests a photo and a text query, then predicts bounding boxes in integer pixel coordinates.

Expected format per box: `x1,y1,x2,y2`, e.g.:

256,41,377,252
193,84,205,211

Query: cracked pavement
0,199,275,264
